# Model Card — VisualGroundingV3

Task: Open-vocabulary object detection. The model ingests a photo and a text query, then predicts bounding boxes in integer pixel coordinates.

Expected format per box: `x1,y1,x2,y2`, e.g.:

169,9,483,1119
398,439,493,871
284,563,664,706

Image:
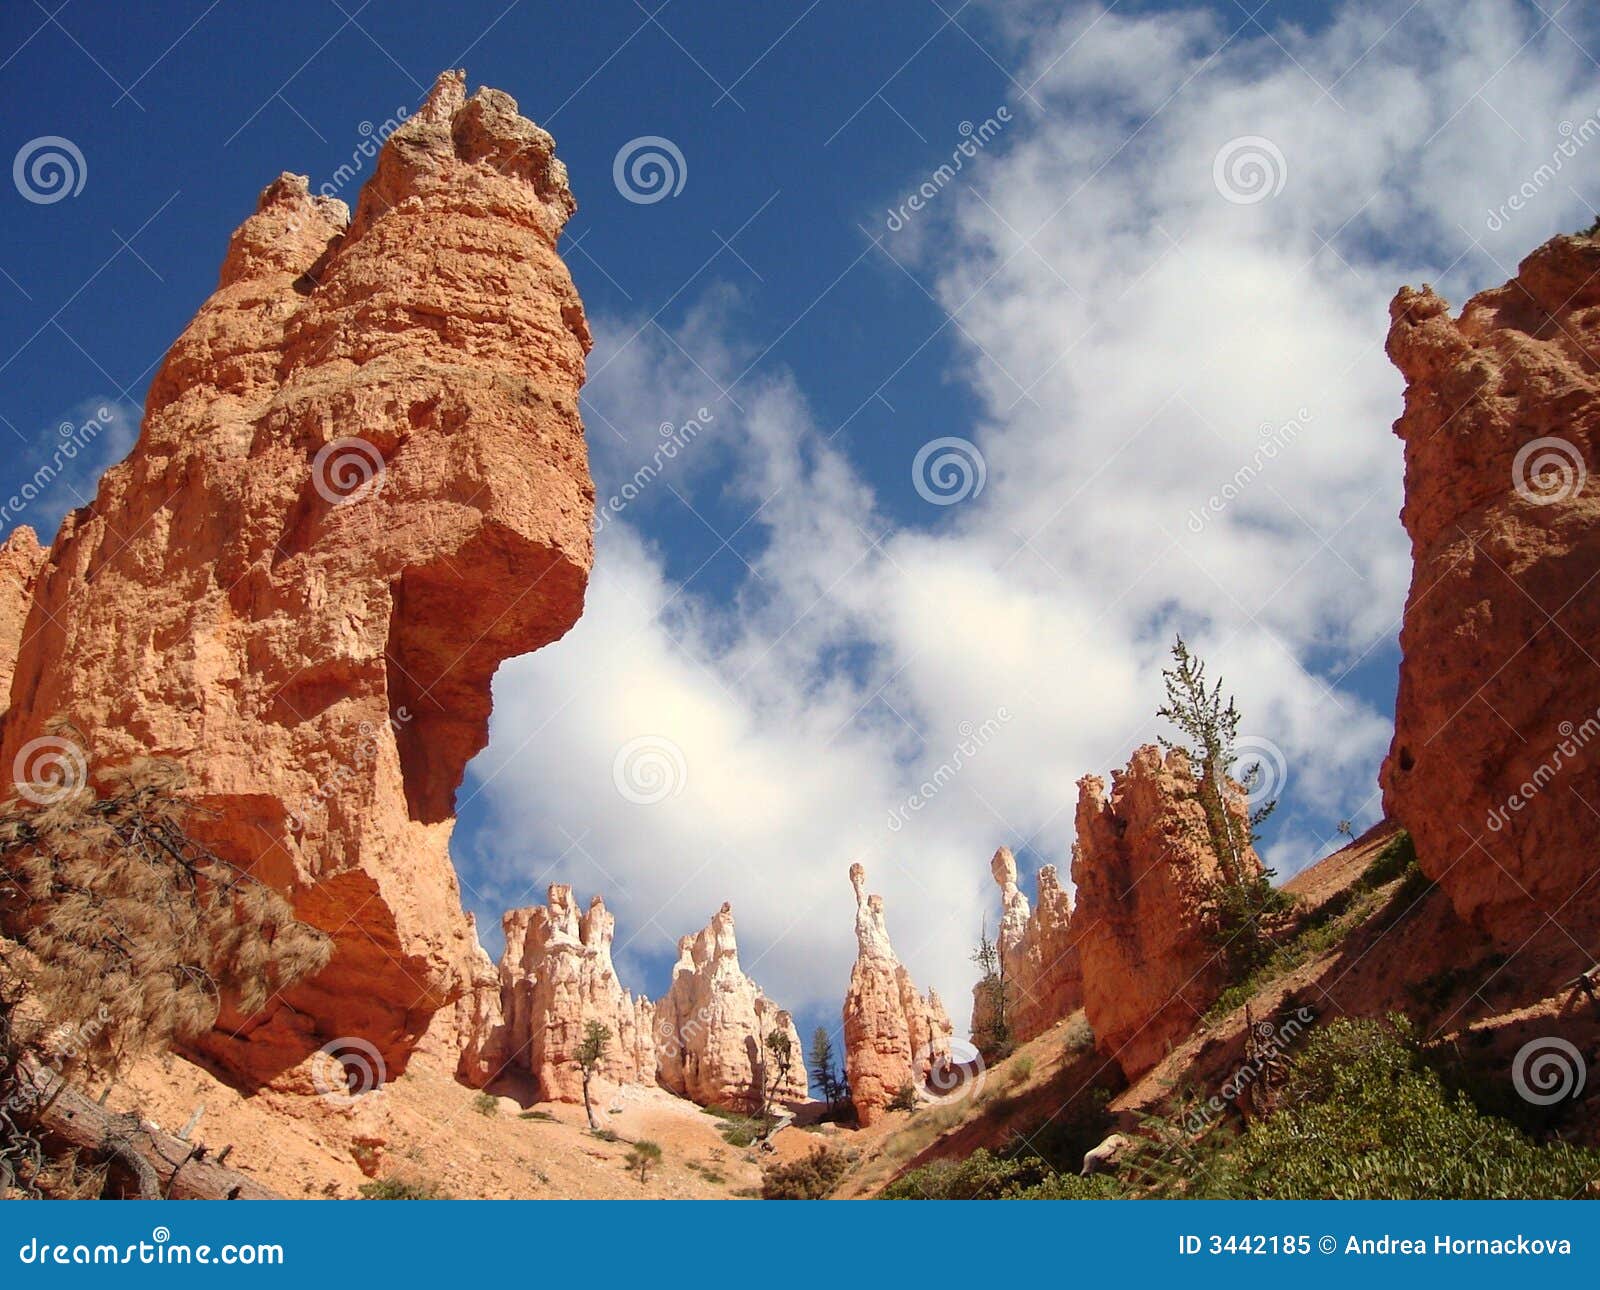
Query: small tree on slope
575,1020,611,1133
1156,635,1286,976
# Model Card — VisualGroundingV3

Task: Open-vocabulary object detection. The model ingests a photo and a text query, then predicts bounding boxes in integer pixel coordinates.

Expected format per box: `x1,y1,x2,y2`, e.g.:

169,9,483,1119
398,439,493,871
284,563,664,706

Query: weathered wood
20,1059,277,1199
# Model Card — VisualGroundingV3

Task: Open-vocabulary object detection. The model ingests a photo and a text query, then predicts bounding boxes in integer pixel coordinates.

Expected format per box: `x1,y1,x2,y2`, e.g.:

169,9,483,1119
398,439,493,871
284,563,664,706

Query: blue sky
5,0,1600,1052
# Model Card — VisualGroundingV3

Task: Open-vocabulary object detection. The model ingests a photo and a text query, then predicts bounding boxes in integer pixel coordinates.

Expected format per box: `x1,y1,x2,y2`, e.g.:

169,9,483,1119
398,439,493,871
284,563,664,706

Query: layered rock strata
0,69,594,1083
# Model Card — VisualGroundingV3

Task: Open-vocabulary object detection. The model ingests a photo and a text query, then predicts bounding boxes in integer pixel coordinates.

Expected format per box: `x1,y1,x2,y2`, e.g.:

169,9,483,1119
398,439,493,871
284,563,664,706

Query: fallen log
20,1059,278,1199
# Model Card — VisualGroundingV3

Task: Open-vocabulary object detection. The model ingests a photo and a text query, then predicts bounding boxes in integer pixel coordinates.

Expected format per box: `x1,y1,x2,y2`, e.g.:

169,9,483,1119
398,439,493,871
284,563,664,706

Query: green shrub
887,1082,919,1112
882,1148,1121,1199
1184,1018,1600,1199
518,1109,556,1122
1358,830,1417,888
472,1091,499,1117
761,1145,854,1199
624,1140,662,1184
702,1105,775,1147
358,1175,450,1200
880,1017,1600,1201
1062,1013,1095,1053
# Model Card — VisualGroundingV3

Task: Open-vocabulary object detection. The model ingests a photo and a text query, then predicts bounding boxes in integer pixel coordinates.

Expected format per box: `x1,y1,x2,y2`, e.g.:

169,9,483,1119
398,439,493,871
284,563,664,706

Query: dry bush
0,755,329,1073
0,754,330,1196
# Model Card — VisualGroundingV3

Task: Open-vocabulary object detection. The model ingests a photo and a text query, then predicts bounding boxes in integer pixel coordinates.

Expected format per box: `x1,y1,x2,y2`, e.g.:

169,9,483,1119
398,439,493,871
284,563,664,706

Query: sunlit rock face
1382,234,1600,951
842,863,953,1126
0,70,594,1084
1072,746,1259,1078
655,902,807,1110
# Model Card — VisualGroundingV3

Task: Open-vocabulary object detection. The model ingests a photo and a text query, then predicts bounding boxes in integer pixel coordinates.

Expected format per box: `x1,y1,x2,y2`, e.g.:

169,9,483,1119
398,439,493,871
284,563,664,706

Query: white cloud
462,0,1600,1026
1,398,141,545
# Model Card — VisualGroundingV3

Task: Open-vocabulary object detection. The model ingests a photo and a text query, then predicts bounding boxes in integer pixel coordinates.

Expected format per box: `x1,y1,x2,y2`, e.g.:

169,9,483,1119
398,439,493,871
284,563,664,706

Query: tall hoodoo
1382,234,1600,948
1070,745,1259,1078
841,862,953,1127
654,902,807,1110
0,69,595,1083
972,847,1083,1046
493,887,656,1103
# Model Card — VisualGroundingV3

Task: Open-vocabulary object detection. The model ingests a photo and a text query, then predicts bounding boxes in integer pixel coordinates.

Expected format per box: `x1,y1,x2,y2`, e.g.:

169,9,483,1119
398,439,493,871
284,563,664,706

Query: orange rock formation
971,847,1084,1045
0,69,594,1084
1070,745,1258,1078
655,902,807,1110
1382,234,1600,946
841,863,953,1126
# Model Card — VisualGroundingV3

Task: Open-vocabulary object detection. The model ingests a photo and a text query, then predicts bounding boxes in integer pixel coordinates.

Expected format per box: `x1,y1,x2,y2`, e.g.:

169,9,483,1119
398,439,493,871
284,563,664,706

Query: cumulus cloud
458,0,1600,1027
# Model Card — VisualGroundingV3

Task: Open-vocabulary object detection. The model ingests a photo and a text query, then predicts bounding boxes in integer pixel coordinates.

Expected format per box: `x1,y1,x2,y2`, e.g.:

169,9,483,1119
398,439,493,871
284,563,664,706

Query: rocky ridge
1070,745,1261,1078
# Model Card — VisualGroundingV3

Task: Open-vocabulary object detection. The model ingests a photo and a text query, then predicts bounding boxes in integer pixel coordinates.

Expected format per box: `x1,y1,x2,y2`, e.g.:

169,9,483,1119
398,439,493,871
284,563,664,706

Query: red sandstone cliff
1382,234,1600,949
0,69,594,1085
970,848,1084,1046
1070,746,1259,1078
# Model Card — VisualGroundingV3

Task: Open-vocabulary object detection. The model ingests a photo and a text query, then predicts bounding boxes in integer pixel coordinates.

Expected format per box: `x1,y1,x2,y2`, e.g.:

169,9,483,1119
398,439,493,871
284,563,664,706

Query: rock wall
493,887,655,1102
0,70,594,1084
1070,745,1257,1078
1382,234,1600,946
970,847,1084,1047
971,846,1085,1046
841,863,952,1126
654,902,807,1110
0,527,44,721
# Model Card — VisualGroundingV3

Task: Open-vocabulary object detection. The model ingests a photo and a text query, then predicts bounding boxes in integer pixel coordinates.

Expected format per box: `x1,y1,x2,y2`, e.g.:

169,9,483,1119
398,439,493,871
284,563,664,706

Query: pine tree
757,1028,795,1143
970,921,1010,1057
1156,635,1287,977
575,1021,610,1132
808,1027,840,1112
